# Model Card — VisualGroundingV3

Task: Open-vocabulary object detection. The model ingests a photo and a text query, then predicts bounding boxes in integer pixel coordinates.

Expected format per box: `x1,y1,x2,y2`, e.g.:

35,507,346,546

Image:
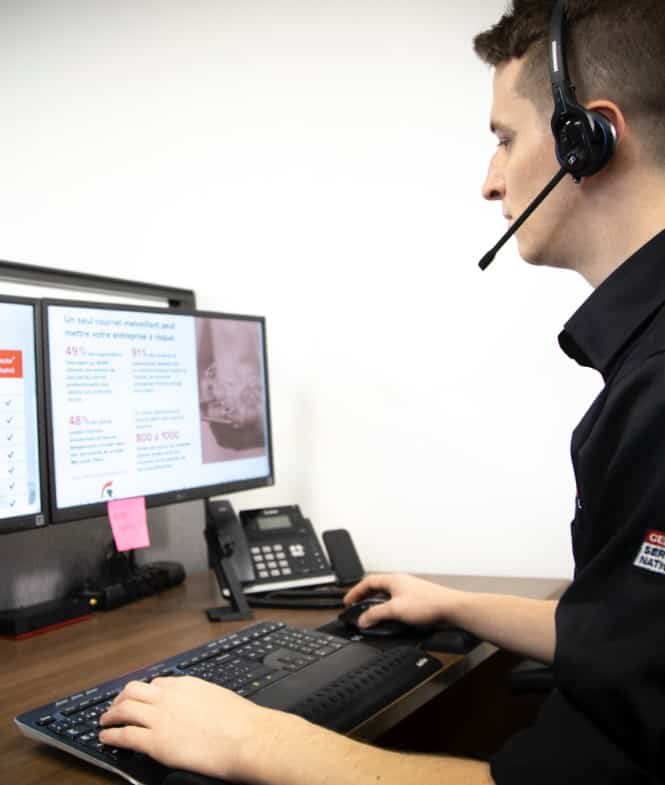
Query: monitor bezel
42,298,275,524
0,294,49,533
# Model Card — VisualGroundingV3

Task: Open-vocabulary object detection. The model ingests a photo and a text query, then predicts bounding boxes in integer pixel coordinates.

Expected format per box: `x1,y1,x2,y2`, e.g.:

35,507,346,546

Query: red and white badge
633,529,665,576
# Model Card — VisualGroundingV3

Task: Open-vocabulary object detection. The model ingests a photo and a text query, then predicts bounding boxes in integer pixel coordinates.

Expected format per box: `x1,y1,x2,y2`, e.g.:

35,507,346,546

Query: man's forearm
447,593,557,664
245,713,493,785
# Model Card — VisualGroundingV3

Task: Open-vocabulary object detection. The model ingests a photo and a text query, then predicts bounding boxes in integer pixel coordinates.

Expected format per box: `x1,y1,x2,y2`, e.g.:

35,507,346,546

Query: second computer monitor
44,300,274,522
0,296,48,533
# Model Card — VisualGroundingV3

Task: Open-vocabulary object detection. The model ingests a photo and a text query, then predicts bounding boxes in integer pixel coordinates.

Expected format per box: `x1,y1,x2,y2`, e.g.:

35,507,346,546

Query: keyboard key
64,725,89,740
50,722,72,736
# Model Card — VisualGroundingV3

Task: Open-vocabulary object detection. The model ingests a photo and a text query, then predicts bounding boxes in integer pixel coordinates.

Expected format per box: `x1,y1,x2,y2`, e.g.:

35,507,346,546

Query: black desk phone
205,500,363,599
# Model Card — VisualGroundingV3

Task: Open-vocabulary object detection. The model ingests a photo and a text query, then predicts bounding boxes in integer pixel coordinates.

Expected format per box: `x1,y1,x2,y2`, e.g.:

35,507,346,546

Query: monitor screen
0,296,48,532
44,300,274,522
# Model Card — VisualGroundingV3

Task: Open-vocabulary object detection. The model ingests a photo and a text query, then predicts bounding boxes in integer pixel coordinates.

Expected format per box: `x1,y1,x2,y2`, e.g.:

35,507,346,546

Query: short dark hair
473,0,665,165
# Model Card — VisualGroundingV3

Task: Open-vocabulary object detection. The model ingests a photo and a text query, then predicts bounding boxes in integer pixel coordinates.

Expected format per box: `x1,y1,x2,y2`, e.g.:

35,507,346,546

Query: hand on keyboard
99,675,285,783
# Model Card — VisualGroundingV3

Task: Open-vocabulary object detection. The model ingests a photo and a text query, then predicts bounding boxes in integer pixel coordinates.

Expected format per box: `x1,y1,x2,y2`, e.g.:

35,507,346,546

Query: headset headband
549,0,577,121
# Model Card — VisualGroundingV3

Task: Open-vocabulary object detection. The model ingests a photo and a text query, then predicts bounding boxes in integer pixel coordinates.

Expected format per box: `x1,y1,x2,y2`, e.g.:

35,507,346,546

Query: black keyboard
15,620,442,785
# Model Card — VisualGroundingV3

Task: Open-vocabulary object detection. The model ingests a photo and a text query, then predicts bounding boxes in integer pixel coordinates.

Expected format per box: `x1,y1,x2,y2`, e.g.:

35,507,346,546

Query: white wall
0,0,602,579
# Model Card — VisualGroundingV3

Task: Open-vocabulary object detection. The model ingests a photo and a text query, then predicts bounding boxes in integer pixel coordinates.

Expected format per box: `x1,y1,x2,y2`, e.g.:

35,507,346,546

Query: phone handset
204,498,253,622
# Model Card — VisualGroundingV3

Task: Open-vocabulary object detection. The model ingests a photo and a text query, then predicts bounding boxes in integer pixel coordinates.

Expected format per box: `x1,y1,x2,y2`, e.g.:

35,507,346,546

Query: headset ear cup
554,111,616,179
553,114,592,176
588,111,616,174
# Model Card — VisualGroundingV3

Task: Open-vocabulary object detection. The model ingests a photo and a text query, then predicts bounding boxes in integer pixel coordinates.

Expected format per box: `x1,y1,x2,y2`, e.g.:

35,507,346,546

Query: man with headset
99,1,665,782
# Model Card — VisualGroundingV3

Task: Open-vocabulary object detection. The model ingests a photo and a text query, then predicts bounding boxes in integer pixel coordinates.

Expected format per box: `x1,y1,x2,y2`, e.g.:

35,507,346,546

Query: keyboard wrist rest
288,645,441,732
422,627,481,654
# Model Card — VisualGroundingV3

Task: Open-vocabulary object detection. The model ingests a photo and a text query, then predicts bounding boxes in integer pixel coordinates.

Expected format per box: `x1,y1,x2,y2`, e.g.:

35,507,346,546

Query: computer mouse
337,596,411,637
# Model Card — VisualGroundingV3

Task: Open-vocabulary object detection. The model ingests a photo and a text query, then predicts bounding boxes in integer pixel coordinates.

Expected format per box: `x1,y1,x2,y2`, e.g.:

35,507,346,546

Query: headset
549,0,616,181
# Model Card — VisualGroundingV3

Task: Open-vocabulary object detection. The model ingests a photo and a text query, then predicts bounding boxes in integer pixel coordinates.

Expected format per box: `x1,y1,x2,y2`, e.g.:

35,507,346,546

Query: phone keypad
249,541,329,581
251,544,292,578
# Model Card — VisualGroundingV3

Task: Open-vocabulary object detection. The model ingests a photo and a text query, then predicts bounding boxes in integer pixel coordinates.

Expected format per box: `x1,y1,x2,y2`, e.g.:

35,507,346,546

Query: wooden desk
0,571,567,784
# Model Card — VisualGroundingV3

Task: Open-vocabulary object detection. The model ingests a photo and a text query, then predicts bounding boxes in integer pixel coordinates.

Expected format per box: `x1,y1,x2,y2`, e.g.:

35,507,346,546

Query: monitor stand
204,515,253,623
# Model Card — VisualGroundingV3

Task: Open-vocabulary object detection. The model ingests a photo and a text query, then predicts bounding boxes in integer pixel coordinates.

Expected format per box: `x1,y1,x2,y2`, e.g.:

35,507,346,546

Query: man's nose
482,156,505,201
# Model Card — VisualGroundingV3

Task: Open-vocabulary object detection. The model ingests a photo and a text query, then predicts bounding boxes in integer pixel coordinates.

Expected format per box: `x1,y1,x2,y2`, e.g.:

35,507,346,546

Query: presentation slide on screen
47,304,270,509
0,303,42,522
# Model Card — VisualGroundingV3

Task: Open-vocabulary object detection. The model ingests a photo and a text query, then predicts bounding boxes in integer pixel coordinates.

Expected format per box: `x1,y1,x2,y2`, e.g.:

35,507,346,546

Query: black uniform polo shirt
491,228,665,785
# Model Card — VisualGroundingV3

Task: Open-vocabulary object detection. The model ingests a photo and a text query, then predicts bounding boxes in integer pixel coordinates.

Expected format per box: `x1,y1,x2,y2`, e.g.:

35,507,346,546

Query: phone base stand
204,524,254,622
247,587,346,609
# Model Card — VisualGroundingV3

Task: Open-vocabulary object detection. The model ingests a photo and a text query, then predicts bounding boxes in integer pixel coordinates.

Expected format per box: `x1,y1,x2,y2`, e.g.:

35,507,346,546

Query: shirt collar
559,228,665,379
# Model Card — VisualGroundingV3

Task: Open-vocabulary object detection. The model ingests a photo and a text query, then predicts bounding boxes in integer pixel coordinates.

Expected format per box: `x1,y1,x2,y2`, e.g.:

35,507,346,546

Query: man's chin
516,242,546,266
520,249,570,271
516,236,562,268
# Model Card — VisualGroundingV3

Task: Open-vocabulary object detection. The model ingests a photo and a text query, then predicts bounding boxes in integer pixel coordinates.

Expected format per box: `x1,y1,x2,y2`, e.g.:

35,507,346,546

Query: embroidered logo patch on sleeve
633,529,665,575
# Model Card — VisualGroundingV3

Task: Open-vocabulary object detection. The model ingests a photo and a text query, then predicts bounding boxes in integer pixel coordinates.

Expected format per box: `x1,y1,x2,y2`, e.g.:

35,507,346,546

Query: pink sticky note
107,497,150,552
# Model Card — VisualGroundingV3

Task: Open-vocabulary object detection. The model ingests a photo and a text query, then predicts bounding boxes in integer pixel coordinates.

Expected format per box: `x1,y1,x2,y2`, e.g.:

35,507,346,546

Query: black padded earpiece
551,105,616,179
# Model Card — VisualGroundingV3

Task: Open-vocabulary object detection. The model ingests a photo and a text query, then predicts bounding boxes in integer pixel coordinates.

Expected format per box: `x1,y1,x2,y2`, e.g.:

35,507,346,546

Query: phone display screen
256,514,292,531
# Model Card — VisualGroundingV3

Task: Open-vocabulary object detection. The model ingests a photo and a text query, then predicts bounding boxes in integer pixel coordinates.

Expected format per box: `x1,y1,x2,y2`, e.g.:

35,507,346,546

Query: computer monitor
0,296,48,533
43,299,274,523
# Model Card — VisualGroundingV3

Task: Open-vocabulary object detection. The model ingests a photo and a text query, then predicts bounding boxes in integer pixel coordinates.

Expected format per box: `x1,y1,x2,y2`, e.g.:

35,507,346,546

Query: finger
151,675,208,694
112,680,158,707
149,676,181,689
98,724,154,755
101,699,157,730
343,575,391,606
358,601,396,628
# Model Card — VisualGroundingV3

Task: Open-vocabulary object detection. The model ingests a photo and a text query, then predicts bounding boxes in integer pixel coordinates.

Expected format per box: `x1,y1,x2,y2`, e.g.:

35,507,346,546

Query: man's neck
574,170,665,289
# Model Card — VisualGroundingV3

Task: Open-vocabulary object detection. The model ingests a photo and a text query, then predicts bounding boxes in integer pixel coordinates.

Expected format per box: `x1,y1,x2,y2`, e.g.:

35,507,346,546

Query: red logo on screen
0,350,23,379
101,481,114,499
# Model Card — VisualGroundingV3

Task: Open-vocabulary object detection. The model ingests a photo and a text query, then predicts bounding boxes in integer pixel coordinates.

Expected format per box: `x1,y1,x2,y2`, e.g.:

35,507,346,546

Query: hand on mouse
343,574,463,629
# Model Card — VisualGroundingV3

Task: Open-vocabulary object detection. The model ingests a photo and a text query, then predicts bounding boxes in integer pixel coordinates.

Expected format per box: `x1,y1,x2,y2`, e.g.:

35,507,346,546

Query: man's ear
586,100,625,146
